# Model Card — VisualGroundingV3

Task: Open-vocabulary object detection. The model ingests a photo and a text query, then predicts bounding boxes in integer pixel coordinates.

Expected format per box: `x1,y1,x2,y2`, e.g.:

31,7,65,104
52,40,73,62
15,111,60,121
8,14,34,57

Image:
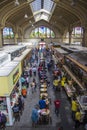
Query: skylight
30,0,56,22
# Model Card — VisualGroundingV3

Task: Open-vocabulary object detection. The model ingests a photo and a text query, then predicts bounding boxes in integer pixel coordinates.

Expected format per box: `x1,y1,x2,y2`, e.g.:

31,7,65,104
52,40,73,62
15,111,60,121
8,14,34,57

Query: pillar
81,25,87,47
21,35,24,43
6,97,13,126
14,33,18,44
8,53,11,61
0,27,3,47
19,77,22,94
69,30,72,45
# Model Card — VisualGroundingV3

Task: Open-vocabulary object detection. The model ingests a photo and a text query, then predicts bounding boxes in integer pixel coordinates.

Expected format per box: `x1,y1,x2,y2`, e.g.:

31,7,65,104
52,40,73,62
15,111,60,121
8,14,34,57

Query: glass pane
44,0,54,12
3,27,9,38
75,27,82,37
35,28,39,38
9,28,14,38
30,0,56,22
51,30,55,38
30,0,41,12
47,28,50,38
39,26,44,38
30,30,35,38
30,26,55,39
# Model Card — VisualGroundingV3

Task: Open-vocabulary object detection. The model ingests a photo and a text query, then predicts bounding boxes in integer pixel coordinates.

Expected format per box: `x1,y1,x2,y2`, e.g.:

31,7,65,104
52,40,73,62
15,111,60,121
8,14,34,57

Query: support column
68,25,73,45
19,77,22,94
21,35,24,43
69,30,72,45
0,27,3,47
81,25,87,47
6,97,13,126
13,26,19,44
14,33,18,44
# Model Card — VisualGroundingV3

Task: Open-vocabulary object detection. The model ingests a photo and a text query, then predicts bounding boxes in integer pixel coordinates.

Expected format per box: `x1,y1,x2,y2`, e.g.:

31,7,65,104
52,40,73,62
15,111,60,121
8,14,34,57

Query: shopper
21,88,27,98
54,99,61,116
85,124,87,130
53,78,59,91
29,68,32,77
12,103,20,121
39,96,46,109
18,96,23,115
31,81,35,93
32,66,37,76
83,110,87,129
31,105,39,127
71,98,78,120
26,76,29,88
1,113,7,129
0,111,2,127
75,109,81,129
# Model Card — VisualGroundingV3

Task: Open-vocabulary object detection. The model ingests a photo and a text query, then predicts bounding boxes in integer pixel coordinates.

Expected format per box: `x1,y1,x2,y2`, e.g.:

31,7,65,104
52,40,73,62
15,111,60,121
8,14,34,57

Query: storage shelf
63,65,84,90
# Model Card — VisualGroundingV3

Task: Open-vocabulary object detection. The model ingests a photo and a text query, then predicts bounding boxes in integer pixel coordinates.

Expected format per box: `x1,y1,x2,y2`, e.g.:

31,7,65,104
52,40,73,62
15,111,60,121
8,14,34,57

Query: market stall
0,61,22,126
14,49,31,76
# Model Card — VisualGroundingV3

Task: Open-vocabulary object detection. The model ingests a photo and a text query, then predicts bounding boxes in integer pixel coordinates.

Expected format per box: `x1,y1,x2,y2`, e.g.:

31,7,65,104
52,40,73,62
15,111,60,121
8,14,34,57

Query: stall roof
68,51,87,67
61,45,87,53
0,52,8,58
14,49,31,61
5,61,19,67
55,48,68,54
2,45,27,54
0,61,19,76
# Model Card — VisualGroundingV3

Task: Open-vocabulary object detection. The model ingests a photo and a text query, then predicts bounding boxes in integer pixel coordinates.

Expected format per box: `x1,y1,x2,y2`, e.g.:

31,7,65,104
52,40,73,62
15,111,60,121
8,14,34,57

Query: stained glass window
72,27,83,37
3,27,14,39
30,26,55,38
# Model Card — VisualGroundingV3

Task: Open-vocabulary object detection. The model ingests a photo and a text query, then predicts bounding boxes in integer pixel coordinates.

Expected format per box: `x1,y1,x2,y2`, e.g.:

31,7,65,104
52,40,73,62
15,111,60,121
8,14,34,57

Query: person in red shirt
54,99,61,116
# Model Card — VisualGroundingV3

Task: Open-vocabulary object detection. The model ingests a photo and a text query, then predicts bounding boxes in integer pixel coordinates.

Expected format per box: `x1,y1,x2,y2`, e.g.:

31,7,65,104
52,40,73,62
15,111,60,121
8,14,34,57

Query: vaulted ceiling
0,0,87,34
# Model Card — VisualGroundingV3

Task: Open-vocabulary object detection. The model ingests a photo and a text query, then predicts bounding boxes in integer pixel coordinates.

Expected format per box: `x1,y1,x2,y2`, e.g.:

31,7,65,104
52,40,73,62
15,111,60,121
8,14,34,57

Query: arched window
30,26,55,38
72,27,83,38
3,27,14,39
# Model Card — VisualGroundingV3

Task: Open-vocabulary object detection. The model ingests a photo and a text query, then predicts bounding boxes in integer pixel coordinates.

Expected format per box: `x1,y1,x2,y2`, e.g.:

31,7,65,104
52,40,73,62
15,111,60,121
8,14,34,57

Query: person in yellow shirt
53,78,59,91
71,98,78,120
75,109,81,129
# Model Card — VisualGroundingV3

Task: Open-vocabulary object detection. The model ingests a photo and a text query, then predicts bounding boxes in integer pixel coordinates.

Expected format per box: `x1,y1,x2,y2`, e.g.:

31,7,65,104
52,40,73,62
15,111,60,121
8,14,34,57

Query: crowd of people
1,46,87,130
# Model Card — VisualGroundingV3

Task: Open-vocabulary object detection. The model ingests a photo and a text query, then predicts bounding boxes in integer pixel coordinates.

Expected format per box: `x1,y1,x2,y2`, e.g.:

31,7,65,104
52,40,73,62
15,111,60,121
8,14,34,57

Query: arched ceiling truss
0,0,87,35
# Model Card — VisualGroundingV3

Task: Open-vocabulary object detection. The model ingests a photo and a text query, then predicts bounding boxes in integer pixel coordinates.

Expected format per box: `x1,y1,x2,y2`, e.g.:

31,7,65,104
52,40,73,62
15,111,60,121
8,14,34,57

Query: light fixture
15,0,20,6
24,14,28,18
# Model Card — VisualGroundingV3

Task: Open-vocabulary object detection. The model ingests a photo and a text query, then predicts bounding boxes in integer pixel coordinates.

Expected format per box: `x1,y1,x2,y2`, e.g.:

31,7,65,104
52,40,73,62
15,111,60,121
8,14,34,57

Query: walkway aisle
48,68,84,130
7,75,40,130
6,48,84,130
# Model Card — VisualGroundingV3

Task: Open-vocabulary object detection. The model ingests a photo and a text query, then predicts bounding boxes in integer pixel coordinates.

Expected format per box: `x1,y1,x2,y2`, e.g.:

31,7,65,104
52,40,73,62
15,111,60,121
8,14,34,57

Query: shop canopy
39,42,46,45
